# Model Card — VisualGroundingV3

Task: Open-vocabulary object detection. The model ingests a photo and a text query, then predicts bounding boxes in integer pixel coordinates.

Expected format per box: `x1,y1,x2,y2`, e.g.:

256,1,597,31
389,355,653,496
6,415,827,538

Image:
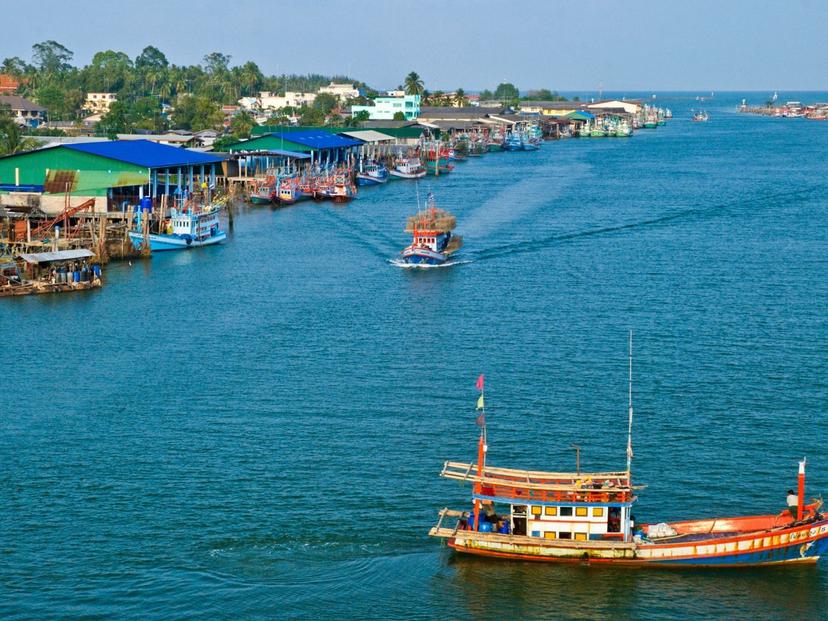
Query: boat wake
471,183,825,263
388,258,472,269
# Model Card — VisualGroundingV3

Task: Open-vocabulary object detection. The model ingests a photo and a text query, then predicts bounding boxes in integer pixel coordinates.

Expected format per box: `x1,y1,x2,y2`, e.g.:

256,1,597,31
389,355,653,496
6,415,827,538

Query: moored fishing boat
389,156,426,180
399,192,462,266
356,161,389,186
128,200,226,251
248,178,276,205
430,342,828,567
323,173,357,203
693,110,709,122
422,146,454,175
277,176,301,204
502,132,525,151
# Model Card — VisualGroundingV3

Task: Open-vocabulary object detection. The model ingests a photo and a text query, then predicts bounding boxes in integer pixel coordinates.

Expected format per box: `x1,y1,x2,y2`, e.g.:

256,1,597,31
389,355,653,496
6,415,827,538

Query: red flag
475,374,485,392
476,412,485,427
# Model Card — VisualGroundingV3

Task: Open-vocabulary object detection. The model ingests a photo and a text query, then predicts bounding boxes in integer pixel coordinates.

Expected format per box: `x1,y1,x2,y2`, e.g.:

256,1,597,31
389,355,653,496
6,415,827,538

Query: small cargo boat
430,343,828,567
400,193,462,266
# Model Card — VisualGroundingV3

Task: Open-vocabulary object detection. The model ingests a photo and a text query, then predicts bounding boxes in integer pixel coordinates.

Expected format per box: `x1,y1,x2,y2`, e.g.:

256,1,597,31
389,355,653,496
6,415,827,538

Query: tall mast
626,329,634,475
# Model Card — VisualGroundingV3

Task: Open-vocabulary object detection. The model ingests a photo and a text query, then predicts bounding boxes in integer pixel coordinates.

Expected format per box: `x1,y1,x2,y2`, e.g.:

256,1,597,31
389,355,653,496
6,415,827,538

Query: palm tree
0,118,41,155
404,71,424,96
454,88,468,107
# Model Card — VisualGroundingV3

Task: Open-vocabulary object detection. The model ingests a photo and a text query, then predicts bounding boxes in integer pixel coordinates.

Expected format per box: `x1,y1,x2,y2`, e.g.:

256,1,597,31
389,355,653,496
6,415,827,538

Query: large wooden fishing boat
430,341,828,567
400,192,461,266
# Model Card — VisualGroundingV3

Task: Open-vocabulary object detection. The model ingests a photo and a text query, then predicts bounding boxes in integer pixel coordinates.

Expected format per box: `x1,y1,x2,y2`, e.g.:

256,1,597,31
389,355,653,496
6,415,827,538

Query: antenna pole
626,330,634,475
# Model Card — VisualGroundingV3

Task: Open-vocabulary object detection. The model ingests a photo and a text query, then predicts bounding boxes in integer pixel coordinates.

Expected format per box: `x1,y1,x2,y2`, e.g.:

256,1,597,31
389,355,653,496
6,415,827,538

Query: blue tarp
65,140,224,169
267,130,362,150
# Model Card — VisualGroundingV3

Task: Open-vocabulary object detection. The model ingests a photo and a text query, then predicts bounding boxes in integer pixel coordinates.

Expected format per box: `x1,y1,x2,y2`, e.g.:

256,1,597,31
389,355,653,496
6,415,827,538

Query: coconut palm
0,118,41,155
453,88,468,107
404,71,424,96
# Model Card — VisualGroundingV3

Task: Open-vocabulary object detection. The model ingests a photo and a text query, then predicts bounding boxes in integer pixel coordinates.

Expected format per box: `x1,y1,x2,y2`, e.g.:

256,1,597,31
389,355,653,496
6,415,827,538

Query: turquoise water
3,93,828,619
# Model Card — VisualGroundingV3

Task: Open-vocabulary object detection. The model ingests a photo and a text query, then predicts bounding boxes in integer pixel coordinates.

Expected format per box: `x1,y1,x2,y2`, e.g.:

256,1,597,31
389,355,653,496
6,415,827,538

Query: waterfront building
0,140,223,215
0,95,47,128
350,95,420,120
225,129,362,168
588,99,642,115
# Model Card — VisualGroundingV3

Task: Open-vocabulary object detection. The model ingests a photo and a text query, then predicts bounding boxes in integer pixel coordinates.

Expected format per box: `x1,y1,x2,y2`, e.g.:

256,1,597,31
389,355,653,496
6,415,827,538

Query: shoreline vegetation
0,41,568,155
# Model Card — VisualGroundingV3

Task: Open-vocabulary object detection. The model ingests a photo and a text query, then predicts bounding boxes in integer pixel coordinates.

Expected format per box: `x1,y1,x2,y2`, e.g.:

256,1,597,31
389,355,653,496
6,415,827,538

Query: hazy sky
3,0,825,92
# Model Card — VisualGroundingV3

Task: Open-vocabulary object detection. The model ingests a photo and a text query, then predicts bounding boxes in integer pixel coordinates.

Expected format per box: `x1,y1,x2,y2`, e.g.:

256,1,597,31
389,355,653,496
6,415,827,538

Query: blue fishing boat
400,193,462,266
502,132,525,151
356,161,389,186
129,203,226,252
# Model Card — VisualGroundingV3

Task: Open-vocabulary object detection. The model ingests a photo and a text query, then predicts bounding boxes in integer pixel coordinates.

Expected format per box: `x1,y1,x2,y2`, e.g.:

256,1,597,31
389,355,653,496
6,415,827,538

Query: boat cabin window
559,531,572,540
560,506,573,517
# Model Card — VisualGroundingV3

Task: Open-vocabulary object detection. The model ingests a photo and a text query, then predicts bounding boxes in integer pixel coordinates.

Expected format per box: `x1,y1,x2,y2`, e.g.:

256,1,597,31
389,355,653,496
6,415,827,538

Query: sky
2,0,825,92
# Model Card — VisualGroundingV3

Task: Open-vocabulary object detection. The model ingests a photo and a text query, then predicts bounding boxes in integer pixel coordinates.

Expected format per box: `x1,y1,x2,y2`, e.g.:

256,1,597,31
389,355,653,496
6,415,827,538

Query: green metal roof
225,135,311,153
372,126,435,139
0,146,148,194
251,125,339,136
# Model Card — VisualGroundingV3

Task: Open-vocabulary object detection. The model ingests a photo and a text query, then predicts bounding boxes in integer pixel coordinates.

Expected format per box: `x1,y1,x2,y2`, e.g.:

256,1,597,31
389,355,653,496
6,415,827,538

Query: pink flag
475,374,485,391
476,412,485,427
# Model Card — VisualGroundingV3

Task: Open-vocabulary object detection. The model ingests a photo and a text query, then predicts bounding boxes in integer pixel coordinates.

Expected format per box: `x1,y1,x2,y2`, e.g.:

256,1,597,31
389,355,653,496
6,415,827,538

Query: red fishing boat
430,338,828,567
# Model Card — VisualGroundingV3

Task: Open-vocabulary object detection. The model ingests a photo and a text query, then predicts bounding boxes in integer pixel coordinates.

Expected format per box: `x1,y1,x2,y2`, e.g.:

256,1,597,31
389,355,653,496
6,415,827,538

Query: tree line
0,41,370,136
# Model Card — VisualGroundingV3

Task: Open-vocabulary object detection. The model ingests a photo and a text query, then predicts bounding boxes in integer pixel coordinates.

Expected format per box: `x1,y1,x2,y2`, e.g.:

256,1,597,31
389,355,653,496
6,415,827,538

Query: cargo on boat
400,192,461,266
1,248,102,297
430,342,828,567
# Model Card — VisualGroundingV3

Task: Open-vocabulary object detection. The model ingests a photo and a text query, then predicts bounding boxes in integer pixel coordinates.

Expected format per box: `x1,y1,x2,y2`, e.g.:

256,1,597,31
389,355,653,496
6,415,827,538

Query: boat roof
441,461,633,493
18,249,95,264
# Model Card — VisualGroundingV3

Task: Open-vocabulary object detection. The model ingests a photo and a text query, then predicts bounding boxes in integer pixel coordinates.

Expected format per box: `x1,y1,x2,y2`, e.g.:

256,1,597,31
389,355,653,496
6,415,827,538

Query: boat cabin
411,229,449,253
440,461,637,542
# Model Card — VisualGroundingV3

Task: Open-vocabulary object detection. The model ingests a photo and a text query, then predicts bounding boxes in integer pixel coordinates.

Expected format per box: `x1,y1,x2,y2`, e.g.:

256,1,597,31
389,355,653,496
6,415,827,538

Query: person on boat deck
787,489,798,519
482,500,498,523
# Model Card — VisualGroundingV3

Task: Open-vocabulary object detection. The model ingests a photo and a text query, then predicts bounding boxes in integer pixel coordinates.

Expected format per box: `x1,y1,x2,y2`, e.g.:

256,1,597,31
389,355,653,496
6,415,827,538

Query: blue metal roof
231,148,311,159
268,130,362,149
64,140,224,169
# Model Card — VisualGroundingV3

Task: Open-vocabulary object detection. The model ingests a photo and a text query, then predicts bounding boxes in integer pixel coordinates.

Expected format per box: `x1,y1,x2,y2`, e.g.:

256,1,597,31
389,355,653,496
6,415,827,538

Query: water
3,92,828,619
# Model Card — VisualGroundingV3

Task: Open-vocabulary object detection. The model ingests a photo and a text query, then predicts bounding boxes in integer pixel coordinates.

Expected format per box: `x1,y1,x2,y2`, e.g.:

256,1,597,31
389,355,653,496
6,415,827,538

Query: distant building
350,95,420,120
83,92,118,114
257,91,317,111
587,99,642,115
0,74,21,94
519,101,584,115
0,95,47,128
385,89,406,98
318,82,360,102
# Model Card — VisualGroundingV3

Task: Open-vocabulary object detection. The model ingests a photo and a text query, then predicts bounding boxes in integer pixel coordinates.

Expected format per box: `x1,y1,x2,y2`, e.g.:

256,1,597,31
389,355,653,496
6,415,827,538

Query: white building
351,95,420,120
83,92,117,114
258,91,317,111
385,90,405,97
318,82,360,102
587,99,642,115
